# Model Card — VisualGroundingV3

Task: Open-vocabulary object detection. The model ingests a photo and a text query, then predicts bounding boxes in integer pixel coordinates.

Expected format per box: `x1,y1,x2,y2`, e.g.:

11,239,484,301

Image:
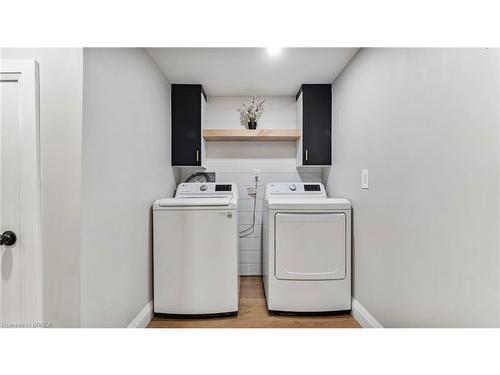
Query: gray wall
81,48,176,327
1,48,83,327
326,48,500,327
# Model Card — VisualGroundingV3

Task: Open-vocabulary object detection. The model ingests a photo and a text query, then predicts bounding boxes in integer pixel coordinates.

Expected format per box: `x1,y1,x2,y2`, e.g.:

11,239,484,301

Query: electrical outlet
247,185,257,196
253,169,260,182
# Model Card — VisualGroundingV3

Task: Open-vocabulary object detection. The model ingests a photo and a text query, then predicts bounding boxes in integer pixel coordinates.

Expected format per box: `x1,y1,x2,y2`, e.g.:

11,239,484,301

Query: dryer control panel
266,183,326,197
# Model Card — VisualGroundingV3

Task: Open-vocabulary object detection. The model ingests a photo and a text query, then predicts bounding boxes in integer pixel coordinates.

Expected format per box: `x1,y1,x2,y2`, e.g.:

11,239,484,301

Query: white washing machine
153,182,239,316
263,182,351,313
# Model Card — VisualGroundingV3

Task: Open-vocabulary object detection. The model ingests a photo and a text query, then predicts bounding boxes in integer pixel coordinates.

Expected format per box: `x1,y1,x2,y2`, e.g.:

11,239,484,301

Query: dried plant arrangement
238,96,265,129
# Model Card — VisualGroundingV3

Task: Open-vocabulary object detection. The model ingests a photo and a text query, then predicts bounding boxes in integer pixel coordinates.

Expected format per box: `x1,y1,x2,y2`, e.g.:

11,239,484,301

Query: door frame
0,59,43,322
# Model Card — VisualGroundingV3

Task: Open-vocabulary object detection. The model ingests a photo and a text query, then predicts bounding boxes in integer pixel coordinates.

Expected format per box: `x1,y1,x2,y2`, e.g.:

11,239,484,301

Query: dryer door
274,212,346,280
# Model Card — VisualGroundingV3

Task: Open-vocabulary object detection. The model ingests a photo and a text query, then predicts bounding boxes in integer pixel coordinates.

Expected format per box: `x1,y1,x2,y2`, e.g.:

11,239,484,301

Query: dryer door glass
274,213,346,280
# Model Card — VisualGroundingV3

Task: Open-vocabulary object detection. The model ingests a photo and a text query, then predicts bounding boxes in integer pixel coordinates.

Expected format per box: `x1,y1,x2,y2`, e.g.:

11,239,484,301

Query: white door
274,212,346,280
0,60,42,326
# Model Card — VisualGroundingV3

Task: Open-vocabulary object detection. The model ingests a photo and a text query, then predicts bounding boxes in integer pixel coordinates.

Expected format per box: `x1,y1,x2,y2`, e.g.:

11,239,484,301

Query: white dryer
263,183,351,313
153,182,239,316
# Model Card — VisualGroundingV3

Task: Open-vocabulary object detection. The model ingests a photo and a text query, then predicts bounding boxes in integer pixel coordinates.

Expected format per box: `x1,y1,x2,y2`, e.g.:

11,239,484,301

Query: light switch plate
361,169,369,189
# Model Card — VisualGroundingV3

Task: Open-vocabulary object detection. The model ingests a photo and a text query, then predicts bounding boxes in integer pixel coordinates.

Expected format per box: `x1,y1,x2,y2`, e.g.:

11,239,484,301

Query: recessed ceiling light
267,47,282,56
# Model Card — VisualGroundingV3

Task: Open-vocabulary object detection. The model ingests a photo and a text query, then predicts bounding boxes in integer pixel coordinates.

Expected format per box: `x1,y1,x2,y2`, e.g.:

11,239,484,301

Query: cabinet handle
305,149,308,162
196,150,199,162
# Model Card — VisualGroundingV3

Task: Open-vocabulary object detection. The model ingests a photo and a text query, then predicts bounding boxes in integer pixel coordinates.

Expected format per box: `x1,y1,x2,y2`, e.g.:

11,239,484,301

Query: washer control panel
215,184,232,192
267,183,326,196
176,182,235,197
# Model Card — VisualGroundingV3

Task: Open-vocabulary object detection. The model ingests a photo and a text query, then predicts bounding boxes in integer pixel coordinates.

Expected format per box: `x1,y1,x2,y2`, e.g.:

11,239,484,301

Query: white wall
180,96,323,275
0,48,83,327
81,48,176,327
327,48,500,327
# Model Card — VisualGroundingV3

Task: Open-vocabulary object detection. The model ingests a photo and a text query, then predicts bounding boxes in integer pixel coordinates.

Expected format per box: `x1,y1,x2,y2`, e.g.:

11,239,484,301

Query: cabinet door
302,86,332,165
171,85,201,166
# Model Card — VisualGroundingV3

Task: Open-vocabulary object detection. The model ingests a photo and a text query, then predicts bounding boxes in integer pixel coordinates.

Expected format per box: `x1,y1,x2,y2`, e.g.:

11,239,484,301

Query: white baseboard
128,300,154,328
352,298,383,328
128,298,382,328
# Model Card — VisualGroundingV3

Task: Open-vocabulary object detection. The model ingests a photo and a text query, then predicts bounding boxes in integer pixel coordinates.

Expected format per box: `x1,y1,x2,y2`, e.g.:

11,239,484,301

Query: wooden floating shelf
203,129,301,141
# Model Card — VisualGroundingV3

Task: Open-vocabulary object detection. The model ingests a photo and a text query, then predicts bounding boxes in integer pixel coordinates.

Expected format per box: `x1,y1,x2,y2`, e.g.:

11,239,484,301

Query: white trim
352,298,383,328
0,59,43,322
128,300,154,328
497,49,500,328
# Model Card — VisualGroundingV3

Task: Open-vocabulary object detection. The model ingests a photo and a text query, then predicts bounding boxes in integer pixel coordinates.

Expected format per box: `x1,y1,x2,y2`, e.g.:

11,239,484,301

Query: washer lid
265,197,350,210
157,197,232,208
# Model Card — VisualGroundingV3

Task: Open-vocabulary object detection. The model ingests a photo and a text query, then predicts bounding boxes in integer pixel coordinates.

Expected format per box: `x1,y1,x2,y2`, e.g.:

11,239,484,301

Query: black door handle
0,231,17,246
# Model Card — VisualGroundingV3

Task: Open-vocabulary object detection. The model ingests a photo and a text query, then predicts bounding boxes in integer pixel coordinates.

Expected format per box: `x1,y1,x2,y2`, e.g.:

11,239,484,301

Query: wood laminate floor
147,276,361,328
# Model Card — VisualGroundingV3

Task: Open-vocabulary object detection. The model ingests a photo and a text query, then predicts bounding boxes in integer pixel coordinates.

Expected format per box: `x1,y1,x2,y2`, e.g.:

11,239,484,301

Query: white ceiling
147,48,358,96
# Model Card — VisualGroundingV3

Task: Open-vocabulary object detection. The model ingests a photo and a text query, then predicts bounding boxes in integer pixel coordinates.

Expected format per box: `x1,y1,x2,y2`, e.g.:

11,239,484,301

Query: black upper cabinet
296,84,332,166
171,84,206,166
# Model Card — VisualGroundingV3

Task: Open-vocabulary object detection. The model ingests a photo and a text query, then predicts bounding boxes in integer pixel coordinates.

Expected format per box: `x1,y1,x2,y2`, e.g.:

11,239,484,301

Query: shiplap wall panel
179,96,323,275
239,263,261,275
238,198,264,211
238,224,262,238
239,249,262,263
207,109,295,124
239,238,262,250
238,211,264,225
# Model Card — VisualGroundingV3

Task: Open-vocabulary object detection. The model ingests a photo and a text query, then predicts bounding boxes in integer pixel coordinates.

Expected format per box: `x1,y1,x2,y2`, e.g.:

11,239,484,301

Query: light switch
361,169,369,189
